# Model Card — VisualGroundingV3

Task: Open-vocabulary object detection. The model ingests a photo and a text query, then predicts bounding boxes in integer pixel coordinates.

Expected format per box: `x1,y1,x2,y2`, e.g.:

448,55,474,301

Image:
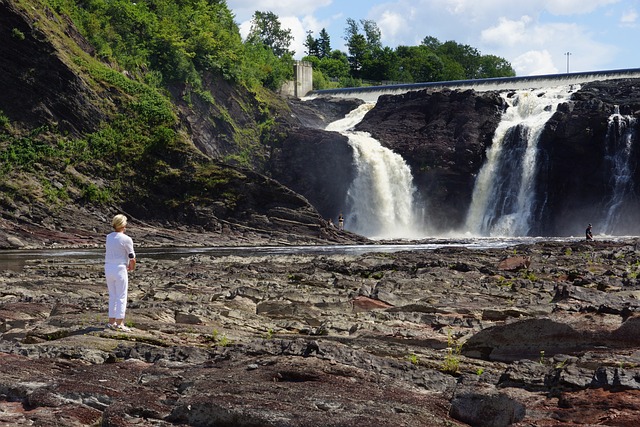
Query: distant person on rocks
338,213,344,230
586,223,593,241
328,218,334,228
104,214,136,332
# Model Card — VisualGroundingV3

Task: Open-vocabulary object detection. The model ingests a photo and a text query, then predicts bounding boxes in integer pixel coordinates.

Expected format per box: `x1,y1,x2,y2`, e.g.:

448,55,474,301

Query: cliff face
0,1,105,135
355,89,505,231
538,79,640,236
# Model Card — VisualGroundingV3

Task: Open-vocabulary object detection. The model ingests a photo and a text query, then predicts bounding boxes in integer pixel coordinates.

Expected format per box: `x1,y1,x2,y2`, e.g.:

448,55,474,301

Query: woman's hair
112,214,128,230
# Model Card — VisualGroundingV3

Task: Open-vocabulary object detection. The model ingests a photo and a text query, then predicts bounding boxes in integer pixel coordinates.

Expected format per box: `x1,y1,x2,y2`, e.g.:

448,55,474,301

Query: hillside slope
0,0,362,248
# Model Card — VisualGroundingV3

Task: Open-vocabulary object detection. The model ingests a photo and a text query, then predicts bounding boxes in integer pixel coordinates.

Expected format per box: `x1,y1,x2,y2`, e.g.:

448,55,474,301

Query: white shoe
116,324,132,332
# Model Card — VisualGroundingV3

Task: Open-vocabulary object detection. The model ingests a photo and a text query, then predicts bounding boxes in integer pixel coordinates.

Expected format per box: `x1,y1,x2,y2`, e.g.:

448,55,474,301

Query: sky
226,0,639,76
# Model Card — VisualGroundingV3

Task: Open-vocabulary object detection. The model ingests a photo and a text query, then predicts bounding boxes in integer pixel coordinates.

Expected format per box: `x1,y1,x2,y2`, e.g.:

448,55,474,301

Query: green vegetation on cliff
0,0,302,233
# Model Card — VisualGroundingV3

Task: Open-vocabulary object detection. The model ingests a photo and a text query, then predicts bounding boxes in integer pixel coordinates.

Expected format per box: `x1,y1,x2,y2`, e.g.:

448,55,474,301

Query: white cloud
512,50,558,75
481,16,533,47
480,13,620,75
377,10,406,40
620,8,638,26
279,16,309,57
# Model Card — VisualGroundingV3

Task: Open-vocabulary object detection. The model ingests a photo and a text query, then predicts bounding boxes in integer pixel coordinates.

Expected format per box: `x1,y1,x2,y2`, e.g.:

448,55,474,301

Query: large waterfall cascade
601,106,637,234
326,104,425,239
464,86,579,237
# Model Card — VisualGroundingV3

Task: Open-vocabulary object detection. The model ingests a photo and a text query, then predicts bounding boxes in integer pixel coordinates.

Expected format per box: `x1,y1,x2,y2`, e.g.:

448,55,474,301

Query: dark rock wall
269,127,356,221
355,88,505,231
0,2,105,135
538,79,640,236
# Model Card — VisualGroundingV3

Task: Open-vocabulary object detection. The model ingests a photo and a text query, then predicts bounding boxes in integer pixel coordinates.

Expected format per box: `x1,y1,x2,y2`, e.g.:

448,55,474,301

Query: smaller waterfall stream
601,106,637,234
326,104,424,239
464,86,578,236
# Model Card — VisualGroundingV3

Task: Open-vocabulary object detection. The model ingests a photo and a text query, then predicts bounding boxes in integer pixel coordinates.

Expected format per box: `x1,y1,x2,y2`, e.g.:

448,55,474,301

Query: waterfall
464,86,578,236
601,106,637,234
326,104,424,239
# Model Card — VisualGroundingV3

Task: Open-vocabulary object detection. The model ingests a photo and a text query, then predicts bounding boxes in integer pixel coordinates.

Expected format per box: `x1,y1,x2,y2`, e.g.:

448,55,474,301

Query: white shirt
105,232,135,266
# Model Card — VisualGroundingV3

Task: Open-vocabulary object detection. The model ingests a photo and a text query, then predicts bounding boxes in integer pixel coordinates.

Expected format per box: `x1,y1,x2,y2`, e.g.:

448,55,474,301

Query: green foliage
41,179,69,204
240,43,294,91
57,0,245,87
209,328,232,347
82,183,111,204
0,111,9,129
11,28,26,41
331,20,515,84
521,270,538,281
0,127,55,172
406,353,419,365
441,330,463,374
246,11,294,57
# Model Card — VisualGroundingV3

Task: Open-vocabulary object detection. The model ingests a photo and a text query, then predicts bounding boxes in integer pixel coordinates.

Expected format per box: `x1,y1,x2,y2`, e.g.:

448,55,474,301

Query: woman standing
104,214,136,332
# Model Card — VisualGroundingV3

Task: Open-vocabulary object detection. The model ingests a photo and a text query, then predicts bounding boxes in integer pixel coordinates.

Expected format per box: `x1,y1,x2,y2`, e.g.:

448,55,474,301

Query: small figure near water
586,223,593,241
338,213,344,230
328,218,334,228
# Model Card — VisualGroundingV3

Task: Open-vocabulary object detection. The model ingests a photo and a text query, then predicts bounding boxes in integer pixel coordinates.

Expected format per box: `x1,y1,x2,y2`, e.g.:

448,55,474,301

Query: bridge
307,68,640,102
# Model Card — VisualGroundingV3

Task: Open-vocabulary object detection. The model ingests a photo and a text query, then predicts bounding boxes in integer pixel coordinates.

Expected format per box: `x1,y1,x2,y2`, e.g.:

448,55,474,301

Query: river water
0,236,606,272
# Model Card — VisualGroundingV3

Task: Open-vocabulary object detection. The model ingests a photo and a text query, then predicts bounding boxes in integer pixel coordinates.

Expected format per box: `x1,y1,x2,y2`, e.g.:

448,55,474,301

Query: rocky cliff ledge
2,239,640,426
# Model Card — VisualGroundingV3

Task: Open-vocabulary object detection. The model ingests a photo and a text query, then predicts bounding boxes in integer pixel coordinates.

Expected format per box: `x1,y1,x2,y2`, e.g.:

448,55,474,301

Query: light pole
564,52,572,73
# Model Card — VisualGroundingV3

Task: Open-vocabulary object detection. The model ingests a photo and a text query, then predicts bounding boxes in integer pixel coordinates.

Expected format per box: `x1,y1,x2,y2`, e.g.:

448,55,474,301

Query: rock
497,255,531,271
2,231,640,425
6,236,24,248
449,386,526,427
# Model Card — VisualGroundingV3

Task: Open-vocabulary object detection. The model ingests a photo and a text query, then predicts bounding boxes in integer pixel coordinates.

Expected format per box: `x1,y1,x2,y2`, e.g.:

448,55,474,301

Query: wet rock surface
3,238,640,426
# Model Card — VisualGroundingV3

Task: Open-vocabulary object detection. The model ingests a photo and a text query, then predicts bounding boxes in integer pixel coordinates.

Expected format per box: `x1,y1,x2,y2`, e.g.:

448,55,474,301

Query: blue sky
226,0,639,76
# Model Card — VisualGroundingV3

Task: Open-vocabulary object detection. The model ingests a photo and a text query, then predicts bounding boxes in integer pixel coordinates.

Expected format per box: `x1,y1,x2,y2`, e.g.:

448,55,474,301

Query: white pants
105,264,128,319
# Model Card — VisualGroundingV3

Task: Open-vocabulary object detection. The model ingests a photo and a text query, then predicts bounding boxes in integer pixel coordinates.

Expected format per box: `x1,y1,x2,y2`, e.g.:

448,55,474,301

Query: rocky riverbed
2,237,640,426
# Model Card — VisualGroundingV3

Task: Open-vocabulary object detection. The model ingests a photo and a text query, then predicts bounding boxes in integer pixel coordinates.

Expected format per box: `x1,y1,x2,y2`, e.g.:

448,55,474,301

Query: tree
345,31,367,78
317,28,331,59
246,11,294,57
343,18,384,80
395,45,444,82
439,56,466,81
437,40,480,79
304,30,319,57
478,55,516,78
421,36,441,51
362,46,398,81
319,50,350,79
361,19,382,51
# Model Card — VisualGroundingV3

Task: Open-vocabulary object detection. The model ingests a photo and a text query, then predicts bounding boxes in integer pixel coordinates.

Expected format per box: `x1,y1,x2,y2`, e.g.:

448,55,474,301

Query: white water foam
463,86,579,237
326,104,425,239
601,106,637,234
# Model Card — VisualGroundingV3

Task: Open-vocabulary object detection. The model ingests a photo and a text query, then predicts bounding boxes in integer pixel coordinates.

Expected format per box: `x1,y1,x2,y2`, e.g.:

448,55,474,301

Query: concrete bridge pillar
280,60,313,98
